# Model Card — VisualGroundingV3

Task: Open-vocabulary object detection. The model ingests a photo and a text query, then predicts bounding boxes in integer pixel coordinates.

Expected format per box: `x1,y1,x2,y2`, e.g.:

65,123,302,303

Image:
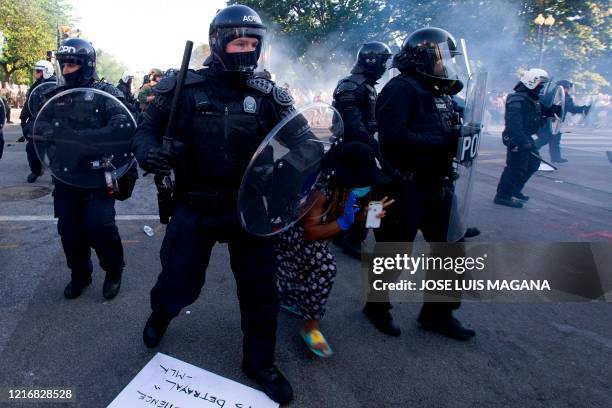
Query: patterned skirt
275,224,337,321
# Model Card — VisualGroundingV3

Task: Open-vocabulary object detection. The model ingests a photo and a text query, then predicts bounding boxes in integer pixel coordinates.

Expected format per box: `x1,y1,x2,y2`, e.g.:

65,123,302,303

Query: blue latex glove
337,192,358,231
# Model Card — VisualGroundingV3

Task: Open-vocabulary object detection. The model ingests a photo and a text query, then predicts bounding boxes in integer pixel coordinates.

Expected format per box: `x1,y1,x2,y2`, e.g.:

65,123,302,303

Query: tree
0,0,71,83
96,49,127,84
189,43,210,69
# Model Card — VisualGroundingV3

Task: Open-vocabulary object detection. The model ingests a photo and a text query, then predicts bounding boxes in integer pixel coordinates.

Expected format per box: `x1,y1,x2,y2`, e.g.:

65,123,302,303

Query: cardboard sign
108,353,278,408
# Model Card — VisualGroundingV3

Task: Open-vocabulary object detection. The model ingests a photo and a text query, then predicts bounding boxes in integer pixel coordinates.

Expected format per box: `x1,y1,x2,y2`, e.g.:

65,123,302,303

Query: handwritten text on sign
108,352,278,408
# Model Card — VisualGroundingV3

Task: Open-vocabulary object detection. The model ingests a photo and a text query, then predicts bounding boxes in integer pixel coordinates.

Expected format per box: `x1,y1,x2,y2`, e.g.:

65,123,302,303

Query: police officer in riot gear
366,27,476,341
46,38,129,300
21,60,57,182
132,5,294,404
536,79,589,163
332,41,392,259
495,68,559,208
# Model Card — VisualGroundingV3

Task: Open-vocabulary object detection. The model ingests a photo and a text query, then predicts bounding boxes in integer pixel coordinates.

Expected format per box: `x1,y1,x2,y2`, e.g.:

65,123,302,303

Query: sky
65,0,227,72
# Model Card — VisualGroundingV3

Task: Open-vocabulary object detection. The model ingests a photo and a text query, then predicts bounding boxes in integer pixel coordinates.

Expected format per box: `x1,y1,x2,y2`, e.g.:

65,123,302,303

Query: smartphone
366,201,383,229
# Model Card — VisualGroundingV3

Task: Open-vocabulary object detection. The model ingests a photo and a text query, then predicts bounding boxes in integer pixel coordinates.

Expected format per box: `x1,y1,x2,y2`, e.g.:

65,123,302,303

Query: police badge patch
243,96,257,113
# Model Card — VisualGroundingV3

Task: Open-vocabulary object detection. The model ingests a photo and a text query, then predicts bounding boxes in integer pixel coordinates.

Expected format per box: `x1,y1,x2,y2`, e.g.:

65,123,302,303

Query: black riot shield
28,82,58,117
547,85,566,135
32,88,136,190
0,98,5,129
448,72,488,242
238,103,342,236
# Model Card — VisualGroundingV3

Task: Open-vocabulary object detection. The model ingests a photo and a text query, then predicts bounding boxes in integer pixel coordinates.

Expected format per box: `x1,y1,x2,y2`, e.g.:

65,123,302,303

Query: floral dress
275,192,337,321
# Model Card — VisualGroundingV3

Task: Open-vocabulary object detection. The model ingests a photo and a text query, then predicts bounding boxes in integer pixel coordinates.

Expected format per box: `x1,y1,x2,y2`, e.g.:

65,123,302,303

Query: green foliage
96,48,128,84
0,0,72,83
229,0,610,92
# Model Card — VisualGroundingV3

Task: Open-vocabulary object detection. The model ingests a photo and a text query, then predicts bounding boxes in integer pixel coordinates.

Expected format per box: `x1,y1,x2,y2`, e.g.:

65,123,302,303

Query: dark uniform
117,75,138,114
133,5,293,405
365,27,475,341
0,99,5,159
495,75,558,207
332,42,391,258
43,38,129,300
21,75,57,181
536,80,589,163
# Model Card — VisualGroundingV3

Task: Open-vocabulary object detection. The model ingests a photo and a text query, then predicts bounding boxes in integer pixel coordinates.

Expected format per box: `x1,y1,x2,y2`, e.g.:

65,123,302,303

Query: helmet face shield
213,26,266,72
417,40,462,81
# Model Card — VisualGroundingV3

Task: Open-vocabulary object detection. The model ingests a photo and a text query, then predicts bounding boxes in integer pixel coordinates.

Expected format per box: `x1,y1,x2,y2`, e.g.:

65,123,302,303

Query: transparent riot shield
238,103,342,236
547,85,566,134
32,88,136,190
28,82,58,116
448,71,488,242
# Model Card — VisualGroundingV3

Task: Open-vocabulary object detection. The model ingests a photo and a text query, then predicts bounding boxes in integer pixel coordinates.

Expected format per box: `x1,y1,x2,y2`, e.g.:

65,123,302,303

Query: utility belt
394,170,455,195
174,189,238,213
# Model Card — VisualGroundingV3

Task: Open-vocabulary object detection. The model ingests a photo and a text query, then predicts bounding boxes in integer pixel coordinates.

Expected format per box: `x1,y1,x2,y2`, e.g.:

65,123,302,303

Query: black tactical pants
370,180,463,318
0,130,4,160
26,138,43,175
53,184,125,283
150,203,279,370
496,148,540,199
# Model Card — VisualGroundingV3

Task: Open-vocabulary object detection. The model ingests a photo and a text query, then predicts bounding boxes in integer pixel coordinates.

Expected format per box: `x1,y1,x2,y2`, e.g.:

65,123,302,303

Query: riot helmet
56,38,96,87
393,27,464,94
34,60,54,80
121,71,133,84
518,68,549,94
208,4,267,73
351,41,392,80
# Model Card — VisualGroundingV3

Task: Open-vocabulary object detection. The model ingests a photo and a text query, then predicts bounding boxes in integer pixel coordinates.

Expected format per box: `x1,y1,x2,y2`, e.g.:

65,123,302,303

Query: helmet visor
416,41,463,81
217,27,267,72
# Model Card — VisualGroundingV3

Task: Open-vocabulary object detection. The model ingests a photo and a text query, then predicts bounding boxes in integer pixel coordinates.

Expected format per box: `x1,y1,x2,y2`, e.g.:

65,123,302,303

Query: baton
530,151,558,170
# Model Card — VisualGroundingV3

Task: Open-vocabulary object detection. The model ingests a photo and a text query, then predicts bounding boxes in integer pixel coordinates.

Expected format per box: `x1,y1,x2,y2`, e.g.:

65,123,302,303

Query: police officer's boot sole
493,196,523,208
363,305,401,336
417,315,476,341
63,279,92,299
242,363,293,405
143,312,172,348
513,192,529,202
102,273,122,300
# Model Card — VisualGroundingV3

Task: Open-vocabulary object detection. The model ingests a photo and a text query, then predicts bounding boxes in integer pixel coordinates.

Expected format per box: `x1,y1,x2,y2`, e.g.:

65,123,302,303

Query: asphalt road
1,115,611,407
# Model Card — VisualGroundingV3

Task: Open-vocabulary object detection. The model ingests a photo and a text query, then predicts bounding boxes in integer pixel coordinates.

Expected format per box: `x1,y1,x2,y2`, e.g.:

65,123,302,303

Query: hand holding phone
366,201,383,228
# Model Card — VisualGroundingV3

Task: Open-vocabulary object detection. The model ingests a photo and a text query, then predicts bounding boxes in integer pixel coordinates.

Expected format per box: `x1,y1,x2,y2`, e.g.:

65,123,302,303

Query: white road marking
0,215,160,222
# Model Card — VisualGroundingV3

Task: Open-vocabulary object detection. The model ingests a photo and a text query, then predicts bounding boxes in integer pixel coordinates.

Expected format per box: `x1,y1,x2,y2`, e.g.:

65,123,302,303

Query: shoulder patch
335,80,359,94
272,85,294,106
246,77,274,94
153,71,205,95
153,76,176,94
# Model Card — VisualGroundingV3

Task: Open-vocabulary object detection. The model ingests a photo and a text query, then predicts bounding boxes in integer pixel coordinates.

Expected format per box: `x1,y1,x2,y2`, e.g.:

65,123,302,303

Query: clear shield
547,85,566,134
28,82,58,116
32,88,137,189
448,71,488,242
238,103,342,236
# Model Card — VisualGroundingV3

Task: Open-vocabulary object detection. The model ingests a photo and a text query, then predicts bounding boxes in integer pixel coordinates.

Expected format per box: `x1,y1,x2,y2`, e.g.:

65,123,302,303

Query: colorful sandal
300,329,333,358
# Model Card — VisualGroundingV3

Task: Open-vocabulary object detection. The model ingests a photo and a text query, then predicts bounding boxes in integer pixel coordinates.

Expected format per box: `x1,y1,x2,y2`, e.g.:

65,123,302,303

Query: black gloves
143,147,177,176
543,104,562,118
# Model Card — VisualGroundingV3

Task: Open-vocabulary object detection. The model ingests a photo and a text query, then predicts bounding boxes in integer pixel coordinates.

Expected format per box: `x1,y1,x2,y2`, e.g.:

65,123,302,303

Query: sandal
300,329,333,358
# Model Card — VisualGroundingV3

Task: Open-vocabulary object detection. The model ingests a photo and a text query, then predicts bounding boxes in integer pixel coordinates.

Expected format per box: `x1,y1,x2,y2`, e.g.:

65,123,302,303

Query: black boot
143,311,172,348
463,227,481,239
242,363,293,405
27,172,41,183
363,303,401,336
493,195,523,208
64,278,92,299
102,270,122,300
513,192,529,202
418,311,475,341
